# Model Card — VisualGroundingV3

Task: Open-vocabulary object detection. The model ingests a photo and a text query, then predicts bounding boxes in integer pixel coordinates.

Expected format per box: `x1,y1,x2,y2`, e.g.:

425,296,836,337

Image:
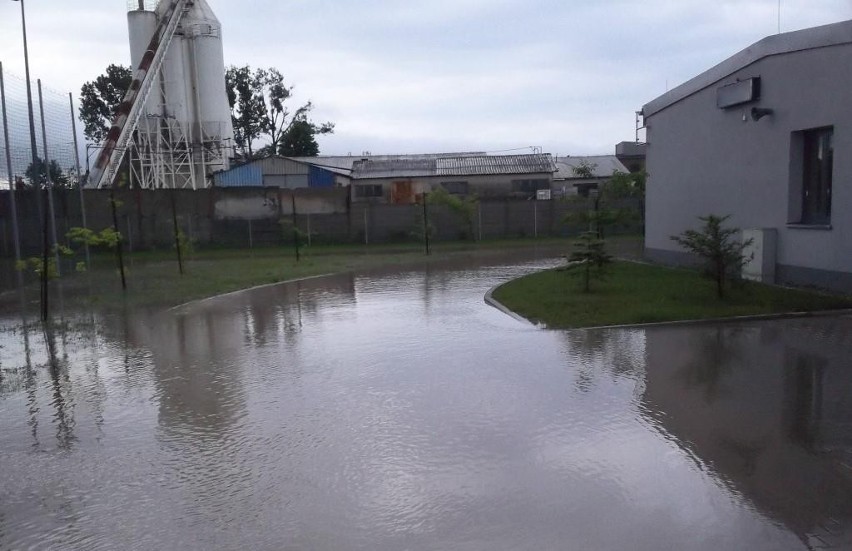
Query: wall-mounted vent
717,77,761,109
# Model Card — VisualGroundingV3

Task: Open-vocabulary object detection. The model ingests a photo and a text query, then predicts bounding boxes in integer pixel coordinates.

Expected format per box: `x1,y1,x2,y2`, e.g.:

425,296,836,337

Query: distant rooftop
287,152,486,175
351,154,555,179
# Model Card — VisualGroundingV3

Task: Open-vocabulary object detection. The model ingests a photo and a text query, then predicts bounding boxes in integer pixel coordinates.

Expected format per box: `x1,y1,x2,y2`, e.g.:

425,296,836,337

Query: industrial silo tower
89,0,234,189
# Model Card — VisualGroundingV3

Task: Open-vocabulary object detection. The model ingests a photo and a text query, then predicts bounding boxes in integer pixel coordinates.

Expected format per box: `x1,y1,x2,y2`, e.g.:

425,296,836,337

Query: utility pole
13,0,40,172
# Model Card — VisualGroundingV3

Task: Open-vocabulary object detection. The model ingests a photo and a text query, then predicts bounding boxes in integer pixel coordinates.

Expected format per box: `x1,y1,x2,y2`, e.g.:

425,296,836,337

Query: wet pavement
1,249,851,550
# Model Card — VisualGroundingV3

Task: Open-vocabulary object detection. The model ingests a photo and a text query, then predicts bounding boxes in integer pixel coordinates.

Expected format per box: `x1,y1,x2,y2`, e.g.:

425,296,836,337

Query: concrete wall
351,173,554,204
644,40,852,292
0,188,640,257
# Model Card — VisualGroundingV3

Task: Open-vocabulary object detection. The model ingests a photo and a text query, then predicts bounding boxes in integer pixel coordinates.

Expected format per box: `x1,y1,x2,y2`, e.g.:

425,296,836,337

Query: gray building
213,156,340,188
643,19,852,292
553,155,629,197
614,141,647,174
350,153,556,204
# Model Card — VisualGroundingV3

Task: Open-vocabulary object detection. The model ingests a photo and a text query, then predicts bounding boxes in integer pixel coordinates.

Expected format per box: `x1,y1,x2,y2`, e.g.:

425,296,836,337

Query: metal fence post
364,205,369,245
0,63,23,283
69,93,90,270
37,80,61,277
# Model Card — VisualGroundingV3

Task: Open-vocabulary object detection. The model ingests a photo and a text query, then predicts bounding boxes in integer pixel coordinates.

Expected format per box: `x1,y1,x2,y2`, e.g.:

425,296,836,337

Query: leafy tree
608,169,647,233
670,214,753,299
279,119,320,157
67,226,122,250
16,244,73,279
25,158,69,188
607,170,645,200
225,65,334,160
565,169,644,238
565,231,612,293
79,64,132,144
225,65,267,159
428,186,478,240
572,159,598,179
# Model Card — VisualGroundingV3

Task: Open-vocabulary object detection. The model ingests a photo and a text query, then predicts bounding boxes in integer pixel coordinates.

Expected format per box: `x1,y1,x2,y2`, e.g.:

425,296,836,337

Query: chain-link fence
0,65,81,190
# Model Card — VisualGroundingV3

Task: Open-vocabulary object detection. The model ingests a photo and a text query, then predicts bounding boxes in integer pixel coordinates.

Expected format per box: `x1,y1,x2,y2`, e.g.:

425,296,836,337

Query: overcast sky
1,0,850,157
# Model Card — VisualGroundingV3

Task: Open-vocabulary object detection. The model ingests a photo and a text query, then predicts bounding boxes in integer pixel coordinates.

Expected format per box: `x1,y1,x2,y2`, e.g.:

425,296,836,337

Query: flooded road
1,250,851,550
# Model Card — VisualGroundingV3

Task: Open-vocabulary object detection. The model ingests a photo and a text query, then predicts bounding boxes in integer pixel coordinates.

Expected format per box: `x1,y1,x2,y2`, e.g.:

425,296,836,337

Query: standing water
1,250,851,550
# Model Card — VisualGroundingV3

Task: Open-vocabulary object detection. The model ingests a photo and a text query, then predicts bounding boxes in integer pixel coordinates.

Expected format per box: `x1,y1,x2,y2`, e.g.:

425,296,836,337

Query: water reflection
0,249,850,549
642,318,852,548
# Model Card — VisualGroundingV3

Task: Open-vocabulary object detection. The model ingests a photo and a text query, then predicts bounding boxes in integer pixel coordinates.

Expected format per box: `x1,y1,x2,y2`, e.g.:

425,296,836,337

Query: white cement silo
125,0,233,188
181,0,234,143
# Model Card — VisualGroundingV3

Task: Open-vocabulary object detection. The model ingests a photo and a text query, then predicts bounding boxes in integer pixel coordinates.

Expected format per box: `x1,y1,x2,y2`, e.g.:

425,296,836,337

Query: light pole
12,0,52,320
11,0,40,171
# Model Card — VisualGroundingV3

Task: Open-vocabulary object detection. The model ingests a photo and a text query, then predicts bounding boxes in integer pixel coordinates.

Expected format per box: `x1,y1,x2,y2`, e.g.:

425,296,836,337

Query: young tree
428,186,478,240
566,231,613,293
79,64,133,144
225,65,334,161
564,171,637,239
670,214,753,299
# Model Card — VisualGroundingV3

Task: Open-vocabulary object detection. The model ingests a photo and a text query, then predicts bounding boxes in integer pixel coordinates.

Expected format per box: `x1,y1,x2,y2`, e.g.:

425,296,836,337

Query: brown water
1,251,851,550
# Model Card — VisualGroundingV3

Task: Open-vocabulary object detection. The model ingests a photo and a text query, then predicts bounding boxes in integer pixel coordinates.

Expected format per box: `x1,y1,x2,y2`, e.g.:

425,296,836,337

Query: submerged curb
577,308,852,331
168,273,337,313
484,282,537,326
486,269,852,331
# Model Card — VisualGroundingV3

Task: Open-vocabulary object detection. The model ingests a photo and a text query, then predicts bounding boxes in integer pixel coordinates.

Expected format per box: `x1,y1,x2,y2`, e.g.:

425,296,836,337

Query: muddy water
1,251,851,550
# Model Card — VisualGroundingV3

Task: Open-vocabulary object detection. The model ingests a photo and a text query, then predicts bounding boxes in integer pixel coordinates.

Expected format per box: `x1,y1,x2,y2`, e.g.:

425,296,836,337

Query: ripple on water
1,253,849,550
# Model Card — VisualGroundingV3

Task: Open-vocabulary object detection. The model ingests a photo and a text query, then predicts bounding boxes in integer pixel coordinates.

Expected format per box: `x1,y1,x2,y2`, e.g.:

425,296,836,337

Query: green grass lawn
492,261,852,329
5,236,622,314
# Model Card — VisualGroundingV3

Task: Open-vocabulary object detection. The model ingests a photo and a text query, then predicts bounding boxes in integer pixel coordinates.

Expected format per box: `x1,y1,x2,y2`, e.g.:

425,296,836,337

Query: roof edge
642,19,852,118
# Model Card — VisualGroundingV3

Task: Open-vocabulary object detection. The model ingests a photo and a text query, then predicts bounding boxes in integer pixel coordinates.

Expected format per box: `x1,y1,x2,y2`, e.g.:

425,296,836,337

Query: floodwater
1,250,852,550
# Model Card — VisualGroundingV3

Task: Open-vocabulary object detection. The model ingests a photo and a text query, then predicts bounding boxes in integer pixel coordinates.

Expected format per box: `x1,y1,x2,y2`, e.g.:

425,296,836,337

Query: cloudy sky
1,0,850,157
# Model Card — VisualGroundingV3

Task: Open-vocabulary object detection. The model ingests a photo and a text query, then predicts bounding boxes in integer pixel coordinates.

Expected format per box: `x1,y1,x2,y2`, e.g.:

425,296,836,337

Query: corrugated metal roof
437,154,554,176
352,158,437,179
554,155,628,179
287,152,486,174
351,154,555,179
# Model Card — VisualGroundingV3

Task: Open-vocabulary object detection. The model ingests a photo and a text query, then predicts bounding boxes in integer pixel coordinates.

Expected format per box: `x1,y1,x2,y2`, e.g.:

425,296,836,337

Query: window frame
788,126,834,228
511,179,550,194
354,184,383,199
440,181,469,195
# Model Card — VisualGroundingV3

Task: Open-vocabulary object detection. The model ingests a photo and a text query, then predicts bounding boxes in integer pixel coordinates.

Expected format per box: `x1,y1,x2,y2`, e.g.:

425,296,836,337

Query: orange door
391,180,414,204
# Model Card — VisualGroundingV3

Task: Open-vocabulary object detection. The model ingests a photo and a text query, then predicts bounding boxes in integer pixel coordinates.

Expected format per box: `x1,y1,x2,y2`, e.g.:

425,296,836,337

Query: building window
801,127,833,225
441,181,469,195
354,184,383,198
511,179,549,193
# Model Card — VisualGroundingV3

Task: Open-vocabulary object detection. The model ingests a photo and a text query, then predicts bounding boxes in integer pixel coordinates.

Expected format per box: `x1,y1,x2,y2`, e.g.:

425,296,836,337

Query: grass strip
492,261,852,329
5,236,621,314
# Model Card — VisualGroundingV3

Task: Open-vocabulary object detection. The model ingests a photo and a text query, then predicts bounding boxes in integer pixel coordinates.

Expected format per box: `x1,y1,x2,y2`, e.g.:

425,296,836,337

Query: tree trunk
716,262,724,299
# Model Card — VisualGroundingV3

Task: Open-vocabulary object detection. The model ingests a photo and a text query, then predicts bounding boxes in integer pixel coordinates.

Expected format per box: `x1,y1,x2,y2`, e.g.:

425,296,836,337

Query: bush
670,214,752,299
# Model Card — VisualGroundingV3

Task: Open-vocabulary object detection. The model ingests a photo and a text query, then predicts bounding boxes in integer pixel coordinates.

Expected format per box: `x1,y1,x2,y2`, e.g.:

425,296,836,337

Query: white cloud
1,0,850,156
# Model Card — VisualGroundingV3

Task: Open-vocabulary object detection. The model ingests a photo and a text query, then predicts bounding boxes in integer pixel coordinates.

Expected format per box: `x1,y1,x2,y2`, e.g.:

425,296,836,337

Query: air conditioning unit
742,228,777,283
